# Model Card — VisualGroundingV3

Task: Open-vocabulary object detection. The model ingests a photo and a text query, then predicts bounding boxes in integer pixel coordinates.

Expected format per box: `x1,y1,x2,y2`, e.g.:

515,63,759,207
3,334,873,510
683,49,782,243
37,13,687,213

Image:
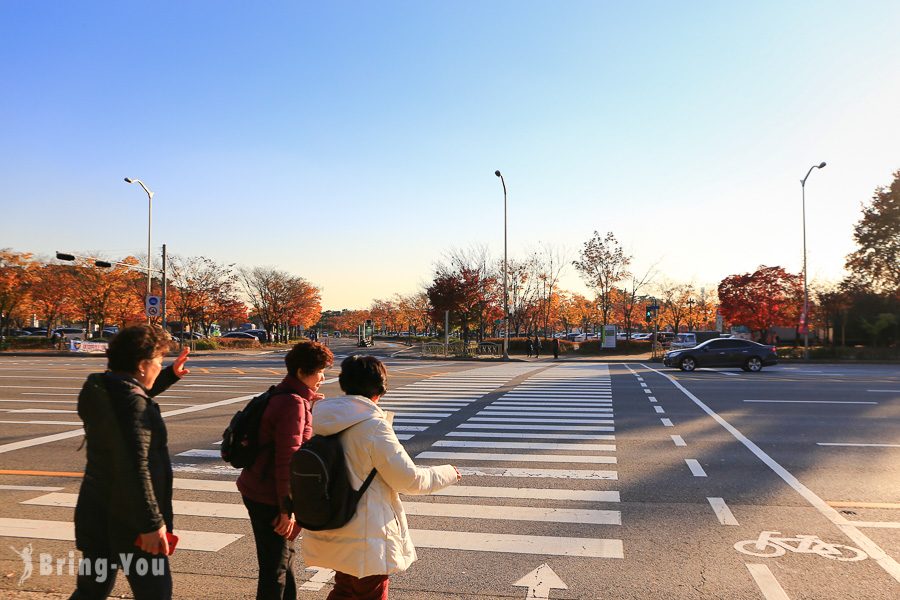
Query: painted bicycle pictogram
734,531,867,561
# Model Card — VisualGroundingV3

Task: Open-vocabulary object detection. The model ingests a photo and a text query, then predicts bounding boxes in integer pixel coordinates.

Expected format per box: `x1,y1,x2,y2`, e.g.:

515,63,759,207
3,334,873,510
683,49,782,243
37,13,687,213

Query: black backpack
221,386,277,468
290,433,377,531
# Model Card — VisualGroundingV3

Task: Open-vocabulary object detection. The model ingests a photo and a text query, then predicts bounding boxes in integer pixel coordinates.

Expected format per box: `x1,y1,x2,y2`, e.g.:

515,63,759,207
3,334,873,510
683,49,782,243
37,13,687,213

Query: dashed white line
671,435,686,447
660,418,673,427
745,564,791,600
653,406,665,414
707,497,739,525
685,459,707,477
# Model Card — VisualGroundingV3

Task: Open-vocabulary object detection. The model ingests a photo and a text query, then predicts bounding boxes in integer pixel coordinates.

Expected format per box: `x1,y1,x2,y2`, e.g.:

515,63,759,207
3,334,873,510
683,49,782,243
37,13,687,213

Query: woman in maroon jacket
237,341,333,600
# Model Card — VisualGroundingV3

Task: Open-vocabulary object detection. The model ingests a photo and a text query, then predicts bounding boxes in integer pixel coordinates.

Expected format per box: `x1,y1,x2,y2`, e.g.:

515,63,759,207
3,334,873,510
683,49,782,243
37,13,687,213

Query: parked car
631,333,651,341
52,327,86,341
244,329,268,342
27,329,49,337
663,338,778,372
566,333,586,342
221,331,257,339
176,331,206,340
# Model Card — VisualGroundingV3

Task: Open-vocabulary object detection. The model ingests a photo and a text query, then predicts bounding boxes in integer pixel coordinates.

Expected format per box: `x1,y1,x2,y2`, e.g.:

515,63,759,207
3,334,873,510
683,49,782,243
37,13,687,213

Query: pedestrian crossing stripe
458,423,614,432
411,529,623,558
447,431,615,440
0,517,241,552
416,451,617,464
433,440,616,452
469,417,615,424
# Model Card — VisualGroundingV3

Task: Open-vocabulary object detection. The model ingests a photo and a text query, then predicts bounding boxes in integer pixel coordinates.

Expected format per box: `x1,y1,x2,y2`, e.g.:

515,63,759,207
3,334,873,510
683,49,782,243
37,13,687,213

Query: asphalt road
0,343,897,599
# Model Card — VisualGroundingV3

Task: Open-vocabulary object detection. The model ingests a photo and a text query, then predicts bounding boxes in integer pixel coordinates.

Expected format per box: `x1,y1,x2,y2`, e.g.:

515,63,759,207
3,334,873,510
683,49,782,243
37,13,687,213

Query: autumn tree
531,244,567,337
615,263,656,337
170,256,245,335
427,247,500,343
28,264,80,332
241,267,321,341
845,169,900,297
655,280,696,334
0,250,34,335
573,232,631,329
717,266,803,341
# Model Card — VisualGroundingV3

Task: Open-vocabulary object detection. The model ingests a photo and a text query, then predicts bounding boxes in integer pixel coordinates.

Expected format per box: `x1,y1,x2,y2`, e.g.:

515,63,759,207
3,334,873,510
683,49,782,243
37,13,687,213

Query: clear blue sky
2,1,899,308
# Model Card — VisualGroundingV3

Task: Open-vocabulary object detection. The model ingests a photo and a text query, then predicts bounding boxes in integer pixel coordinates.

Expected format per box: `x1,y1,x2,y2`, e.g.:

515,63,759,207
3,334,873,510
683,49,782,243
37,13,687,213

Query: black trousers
243,495,297,600
69,550,171,600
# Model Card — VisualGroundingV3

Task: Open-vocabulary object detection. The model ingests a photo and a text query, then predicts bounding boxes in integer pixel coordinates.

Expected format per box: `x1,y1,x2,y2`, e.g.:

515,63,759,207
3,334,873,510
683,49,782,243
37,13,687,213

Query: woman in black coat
69,325,190,600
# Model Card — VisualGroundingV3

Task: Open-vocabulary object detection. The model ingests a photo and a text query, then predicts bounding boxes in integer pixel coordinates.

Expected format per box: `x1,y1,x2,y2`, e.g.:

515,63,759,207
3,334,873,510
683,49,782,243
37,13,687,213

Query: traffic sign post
145,295,161,318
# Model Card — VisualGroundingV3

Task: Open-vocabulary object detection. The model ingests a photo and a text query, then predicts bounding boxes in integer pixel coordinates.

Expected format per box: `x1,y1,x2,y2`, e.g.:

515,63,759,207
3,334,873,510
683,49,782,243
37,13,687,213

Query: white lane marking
648,396,657,402
470,417,614,425
447,432,615,440
173,479,235,492
0,386,80,390
849,521,900,529
404,502,620,525
685,459,707,477
0,485,64,492
177,449,221,458
417,451,616,464
641,362,900,585
486,406,612,412
653,406,665,414
644,389,652,394
640,383,648,388
411,529,623,558
373,407,455,413
459,423,614,432
0,517,241,551
6,409,76,414
707,497,739,525
0,420,81,425
744,400,878,405
433,440,616,451
660,418,673,427
456,466,619,481
430,486,619,502
300,567,335,591
477,410,613,417
393,418,439,424
396,433,414,440
867,390,900,393
393,425,429,432
387,411,452,418
671,435,686,447
816,443,900,448
0,399,76,403
745,564,791,600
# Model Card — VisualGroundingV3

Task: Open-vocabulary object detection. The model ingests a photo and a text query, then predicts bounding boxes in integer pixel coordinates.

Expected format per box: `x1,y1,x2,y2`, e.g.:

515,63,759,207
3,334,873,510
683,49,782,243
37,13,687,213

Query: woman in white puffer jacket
301,355,460,599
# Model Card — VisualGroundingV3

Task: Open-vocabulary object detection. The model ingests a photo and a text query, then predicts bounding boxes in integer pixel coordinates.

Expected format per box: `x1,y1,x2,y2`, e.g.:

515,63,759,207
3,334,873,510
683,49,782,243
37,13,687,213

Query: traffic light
645,307,653,322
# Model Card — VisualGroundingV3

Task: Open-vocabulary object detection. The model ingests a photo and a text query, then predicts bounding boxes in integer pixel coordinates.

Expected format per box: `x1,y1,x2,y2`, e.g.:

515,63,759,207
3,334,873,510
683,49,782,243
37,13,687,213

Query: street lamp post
495,170,509,360
800,162,826,359
124,177,154,300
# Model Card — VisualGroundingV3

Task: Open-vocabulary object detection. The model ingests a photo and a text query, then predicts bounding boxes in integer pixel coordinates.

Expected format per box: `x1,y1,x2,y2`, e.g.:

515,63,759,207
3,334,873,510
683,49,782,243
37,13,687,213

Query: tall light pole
124,177,155,299
800,162,826,359
495,170,509,360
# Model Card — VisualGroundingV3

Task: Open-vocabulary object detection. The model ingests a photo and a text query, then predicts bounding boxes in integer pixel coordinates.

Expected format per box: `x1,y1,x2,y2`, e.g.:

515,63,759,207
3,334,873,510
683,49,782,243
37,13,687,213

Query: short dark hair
339,355,387,399
107,324,170,374
285,341,334,376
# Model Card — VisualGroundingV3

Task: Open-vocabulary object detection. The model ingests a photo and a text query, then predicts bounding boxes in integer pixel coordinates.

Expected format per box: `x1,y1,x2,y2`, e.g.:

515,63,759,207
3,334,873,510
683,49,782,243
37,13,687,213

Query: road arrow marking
300,567,335,591
513,563,568,599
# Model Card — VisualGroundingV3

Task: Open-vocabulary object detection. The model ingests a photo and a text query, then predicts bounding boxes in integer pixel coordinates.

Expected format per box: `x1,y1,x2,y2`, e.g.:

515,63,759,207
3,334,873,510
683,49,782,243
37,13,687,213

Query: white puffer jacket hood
301,395,458,578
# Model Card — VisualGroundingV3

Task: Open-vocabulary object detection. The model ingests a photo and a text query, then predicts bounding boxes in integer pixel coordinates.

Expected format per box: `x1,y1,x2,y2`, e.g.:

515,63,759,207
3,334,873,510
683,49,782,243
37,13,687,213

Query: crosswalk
3,363,625,566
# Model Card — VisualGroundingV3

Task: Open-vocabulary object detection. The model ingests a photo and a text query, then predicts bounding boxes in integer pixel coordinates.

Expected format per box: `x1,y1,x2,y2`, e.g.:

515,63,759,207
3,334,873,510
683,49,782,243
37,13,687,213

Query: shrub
214,337,260,349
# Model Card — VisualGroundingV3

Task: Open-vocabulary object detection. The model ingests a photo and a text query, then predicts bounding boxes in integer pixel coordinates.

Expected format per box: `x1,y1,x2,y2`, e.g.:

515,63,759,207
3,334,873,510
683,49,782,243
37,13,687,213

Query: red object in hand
134,532,179,556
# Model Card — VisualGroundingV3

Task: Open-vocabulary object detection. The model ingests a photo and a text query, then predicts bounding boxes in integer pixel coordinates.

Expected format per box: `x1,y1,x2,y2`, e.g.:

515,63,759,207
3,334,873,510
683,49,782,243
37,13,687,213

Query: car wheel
680,356,696,371
746,357,763,372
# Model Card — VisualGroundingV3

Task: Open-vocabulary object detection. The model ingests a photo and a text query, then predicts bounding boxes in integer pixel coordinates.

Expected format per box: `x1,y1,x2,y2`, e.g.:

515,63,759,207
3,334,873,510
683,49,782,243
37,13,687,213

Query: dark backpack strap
357,468,378,496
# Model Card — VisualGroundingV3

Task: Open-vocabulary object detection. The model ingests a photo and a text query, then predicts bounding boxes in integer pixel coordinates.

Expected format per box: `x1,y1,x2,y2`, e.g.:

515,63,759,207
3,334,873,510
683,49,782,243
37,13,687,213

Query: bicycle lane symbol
734,531,868,562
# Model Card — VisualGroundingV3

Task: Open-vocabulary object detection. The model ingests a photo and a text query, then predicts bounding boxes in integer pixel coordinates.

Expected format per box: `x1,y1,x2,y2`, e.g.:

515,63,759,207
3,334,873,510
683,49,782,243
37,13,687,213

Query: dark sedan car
663,338,778,372
221,331,257,339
